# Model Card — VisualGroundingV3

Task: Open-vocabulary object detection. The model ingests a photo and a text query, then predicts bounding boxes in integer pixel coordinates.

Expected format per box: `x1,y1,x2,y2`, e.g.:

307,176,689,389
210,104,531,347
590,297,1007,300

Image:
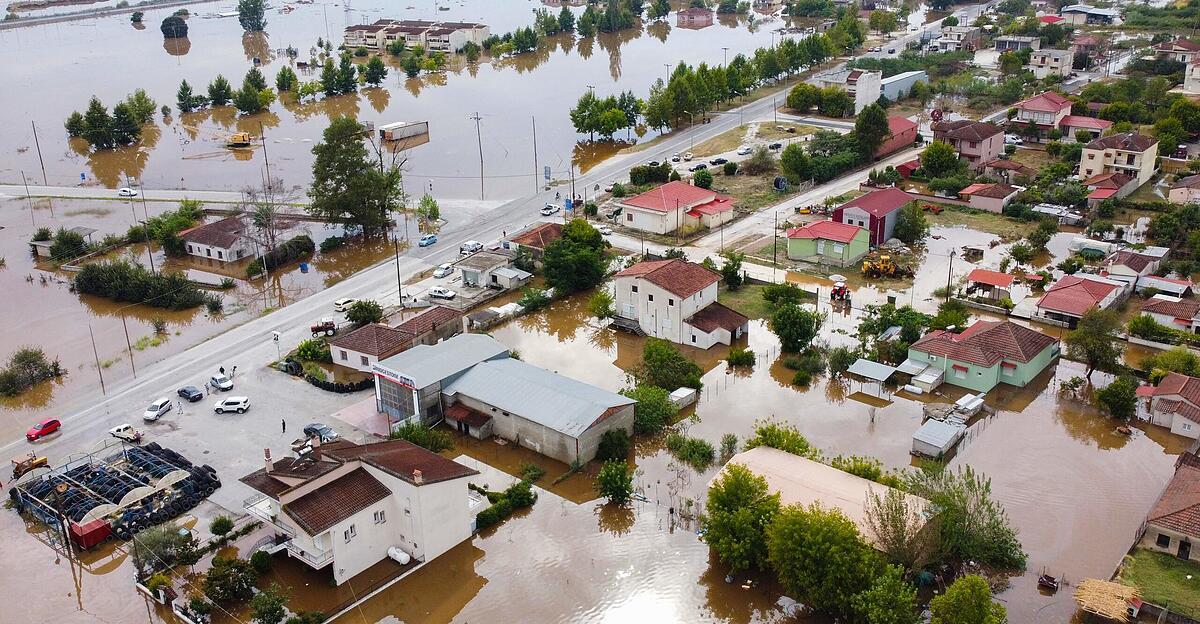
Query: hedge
247,235,315,277
304,375,373,393
74,260,206,310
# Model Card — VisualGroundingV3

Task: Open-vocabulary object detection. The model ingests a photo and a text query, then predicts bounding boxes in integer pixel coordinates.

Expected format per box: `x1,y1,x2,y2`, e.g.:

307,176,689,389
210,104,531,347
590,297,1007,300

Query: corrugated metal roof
913,419,966,453
377,334,510,388
443,358,634,437
847,358,896,381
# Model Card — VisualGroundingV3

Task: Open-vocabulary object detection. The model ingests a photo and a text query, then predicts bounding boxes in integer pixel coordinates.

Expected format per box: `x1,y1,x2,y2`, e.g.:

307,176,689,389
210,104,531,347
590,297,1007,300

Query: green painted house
905,320,1060,393
785,221,870,268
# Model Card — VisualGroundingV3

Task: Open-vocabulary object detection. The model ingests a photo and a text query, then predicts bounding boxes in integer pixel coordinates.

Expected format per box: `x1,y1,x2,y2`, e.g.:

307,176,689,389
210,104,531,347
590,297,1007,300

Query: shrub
390,421,454,452
203,557,258,605
219,277,236,289
0,347,64,397
665,432,716,469
50,228,89,262
588,289,615,318
75,260,206,310
518,287,551,311
210,515,234,536
720,433,739,458
346,299,384,325
745,421,819,459
204,294,224,315
791,370,812,386
726,347,755,367
762,283,806,308
723,161,739,176
783,348,824,374
519,462,546,483
32,227,52,241
319,235,347,253
354,46,369,57
596,460,634,503
247,235,315,277
596,429,631,462
295,338,332,362
610,182,627,197
504,480,537,508
694,168,714,189
740,146,777,176
621,384,679,434
249,550,273,574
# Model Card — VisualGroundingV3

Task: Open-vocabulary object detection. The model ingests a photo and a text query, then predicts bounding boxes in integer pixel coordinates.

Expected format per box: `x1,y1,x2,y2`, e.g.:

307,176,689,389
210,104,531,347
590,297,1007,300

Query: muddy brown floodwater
0,195,394,441
1,0,783,200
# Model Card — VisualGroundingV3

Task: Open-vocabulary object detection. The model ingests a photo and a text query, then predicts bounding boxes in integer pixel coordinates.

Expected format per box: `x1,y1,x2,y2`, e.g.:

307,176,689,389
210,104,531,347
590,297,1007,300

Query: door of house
1180,539,1192,560
624,304,635,317
816,240,825,254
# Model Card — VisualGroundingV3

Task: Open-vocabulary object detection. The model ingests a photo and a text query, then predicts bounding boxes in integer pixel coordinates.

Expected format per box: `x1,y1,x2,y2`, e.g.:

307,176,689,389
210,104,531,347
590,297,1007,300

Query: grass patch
755,123,817,142
131,334,168,351
690,125,753,158
927,204,1037,241
1121,548,1200,618
712,172,798,212
717,283,777,320
1009,147,1058,171
1127,176,1169,203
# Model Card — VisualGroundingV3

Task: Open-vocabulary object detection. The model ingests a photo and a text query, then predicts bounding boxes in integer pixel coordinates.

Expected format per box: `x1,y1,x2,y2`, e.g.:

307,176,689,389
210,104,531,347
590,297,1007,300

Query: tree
998,51,1023,76
720,250,744,290
706,464,781,572
1064,308,1123,379
65,112,85,137
286,613,327,624
589,289,615,319
634,338,703,391
416,194,440,222
177,79,197,113
868,10,899,33
208,75,233,106
920,141,963,178
542,220,607,294
930,299,970,331
336,54,358,93
558,5,576,31
131,11,143,22
250,583,288,624
237,0,267,32
321,59,340,94
767,503,882,616
82,96,114,149
308,117,404,232
787,83,822,112
124,89,157,124
740,147,776,176
110,103,142,145
651,0,671,18
233,78,269,115
620,383,679,433
1097,375,1138,420
275,66,298,92
818,86,853,117
363,56,388,86
161,15,188,38
596,460,634,503
210,515,234,535
864,488,933,569
346,299,384,325
780,143,811,183
904,466,1026,570
854,103,891,158
892,203,928,244
941,14,959,26
694,168,714,189
852,565,921,624
929,575,1007,624
771,304,822,352
203,556,258,605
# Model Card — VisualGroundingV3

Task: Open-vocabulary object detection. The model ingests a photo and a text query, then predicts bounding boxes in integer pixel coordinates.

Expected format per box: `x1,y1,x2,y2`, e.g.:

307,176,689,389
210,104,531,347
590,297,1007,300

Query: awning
897,358,931,376
847,358,897,382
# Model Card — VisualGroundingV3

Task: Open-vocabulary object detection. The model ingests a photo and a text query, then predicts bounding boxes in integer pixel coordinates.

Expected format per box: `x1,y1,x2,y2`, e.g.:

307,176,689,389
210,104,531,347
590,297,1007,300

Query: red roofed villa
1012,91,1072,138
832,187,915,245
875,116,919,158
1035,274,1125,326
785,221,870,266
616,181,734,235
906,320,1060,392
612,258,749,348
958,182,1020,213
1142,374,1200,440
1140,452,1200,561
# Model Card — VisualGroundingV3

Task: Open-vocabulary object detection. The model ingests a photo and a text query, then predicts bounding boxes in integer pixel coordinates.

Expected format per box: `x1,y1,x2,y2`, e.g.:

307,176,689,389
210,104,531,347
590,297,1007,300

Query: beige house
1153,38,1200,64
1185,62,1200,94
958,182,1019,213
931,120,1004,171
1101,250,1161,288
813,68,882,114
1140,452,1200,561
1027,48,1072,79
616,181,734,235
1140,296,1200,333
1079,133,1159,188
179,216,253,264
612,258,748,349
1141,373,1200,439
1170,174,1200,204
1012,91,1072,136
241,438,479,585
344,19,490,53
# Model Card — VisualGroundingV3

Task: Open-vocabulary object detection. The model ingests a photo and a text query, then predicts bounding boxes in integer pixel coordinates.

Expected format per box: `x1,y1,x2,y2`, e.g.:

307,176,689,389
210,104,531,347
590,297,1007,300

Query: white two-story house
241,438,479,585
1079,133,1159,188
611,258,749,349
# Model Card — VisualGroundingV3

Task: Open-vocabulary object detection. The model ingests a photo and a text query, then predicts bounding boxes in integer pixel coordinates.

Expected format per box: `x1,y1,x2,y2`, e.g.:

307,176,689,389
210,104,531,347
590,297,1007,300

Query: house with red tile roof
506,222,563,259
785,221,870,267
1080,133,1160,188
240,437,480,585
1154,38,1200,64
1038,14,1064,23
1170,174,1200,205
1140,452,1200,560
615,181,735,235
958,182,1020,213
1060,115,1112,142
1141,374,1200,440
1035,274,1125,326
1013,91,1072,137
983,158,1037,184
965,268,1016,301
328,306,464,373
832,187,915,245
612,258,748,348
180,216,253,263
1140,296,1200,333
1082,171,1135,207
907,320,1060,392
932,120,1004,171
875,116,919,158
1101,249,1162,287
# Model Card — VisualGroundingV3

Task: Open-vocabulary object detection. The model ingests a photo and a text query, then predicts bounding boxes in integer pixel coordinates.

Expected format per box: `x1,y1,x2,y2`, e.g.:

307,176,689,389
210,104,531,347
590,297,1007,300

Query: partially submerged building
329,306,463,373
1140,452,1200,561
1140,373,1200,439
611,258,749,348
905,320,1059,393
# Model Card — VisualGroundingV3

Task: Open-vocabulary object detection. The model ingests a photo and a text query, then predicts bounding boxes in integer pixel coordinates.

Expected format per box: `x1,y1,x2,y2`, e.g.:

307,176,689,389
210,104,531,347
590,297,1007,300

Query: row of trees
569,90,642,140
65,90,157,149
175,67,275,115
777,102,894,187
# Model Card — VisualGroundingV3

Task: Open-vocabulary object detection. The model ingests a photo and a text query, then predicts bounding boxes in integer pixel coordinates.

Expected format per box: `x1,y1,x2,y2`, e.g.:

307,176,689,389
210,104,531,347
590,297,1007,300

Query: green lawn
717,282,814,321
927,204,1037,241
1121,548,1200,618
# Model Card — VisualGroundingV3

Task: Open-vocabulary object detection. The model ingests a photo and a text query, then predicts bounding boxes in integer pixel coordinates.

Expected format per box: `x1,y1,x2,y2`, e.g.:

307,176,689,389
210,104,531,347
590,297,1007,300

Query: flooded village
6,0,1200,623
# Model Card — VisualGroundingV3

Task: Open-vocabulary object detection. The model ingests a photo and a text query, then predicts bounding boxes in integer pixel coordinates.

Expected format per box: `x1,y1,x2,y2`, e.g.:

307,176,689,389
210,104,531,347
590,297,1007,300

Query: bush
204,294,224,315
694,169,714,189
596,460,634,503
740,147,777,176
783,348,824,374
295,338,331,362
791,370,812,386
32,227,52,241
75,260,206,310
596,429,631,462
346,299,384,325
726,347,755,367
610,182,627,197
203,556,258,605
664,432,716,469
762,283,806,308
0,347,64,397
247,235,315,277
621,384,679,434
390,421,454,452
518,287,551,311
219,277,236,289
826,346,857,376
745,421,819,459
723,161,739,176
519,462,546,482
249,550,273,574
588,289,615,318
319,235,347,253
50,228,89,262
210,515,234,536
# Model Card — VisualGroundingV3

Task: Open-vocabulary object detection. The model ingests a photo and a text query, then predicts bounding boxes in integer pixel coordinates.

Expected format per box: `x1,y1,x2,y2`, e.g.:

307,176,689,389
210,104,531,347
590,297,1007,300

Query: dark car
768,142,783,150
27,419,61,441
688,163,708,172
177,386,203,402
709,157,728,165
303,423,340,443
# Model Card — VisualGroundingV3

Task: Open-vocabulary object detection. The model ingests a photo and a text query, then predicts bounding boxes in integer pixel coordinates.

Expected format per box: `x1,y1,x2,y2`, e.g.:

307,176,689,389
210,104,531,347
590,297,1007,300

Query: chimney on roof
311,435,322,460
264,448,273,474
412,469,423,484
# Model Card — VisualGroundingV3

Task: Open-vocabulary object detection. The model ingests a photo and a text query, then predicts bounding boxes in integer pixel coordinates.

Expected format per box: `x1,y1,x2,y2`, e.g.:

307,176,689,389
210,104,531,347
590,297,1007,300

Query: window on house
691,335,696,343
626,213,633,222
631,285,638,293
206,249,211,257
1185,422,1195,432
187,245,193,253
1087,153,1095,160
968,141,977,149
1157,533,1172,548
648,294,654,302
668,298,674,306
374,510,387,524
953,365,967,379
217,250,224,260
340,350,348,361
361,355,369,366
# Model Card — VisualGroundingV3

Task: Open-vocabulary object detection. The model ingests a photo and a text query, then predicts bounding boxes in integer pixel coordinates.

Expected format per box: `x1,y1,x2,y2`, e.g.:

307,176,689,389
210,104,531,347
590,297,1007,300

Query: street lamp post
945,250,956,300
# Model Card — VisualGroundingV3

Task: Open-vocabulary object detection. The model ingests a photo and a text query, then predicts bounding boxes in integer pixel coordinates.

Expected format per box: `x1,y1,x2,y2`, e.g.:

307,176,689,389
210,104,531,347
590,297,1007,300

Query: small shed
29,226,98,258
490,266,532,290
846,358,897,399
912,419,967,458
670,387,698,408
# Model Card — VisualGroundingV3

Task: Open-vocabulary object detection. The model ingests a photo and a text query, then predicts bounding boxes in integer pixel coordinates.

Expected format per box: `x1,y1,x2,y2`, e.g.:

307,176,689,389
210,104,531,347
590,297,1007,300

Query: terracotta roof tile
933,120,1003,142
984,159,1036,175
1036,275,1119,316
329,323,413,359
615,258,720,298
180,216,246,249
685,301,749,333
961,183,1018,199
395,306,462,337
1151,372,1200,406
786,220,865,243
967,268,1015,288
620,181,731,213
1085,133,1158,153
910,320,1058,367
282,468,391,535
1107,250,1154,273
1017,91,1072,113
1174,174,1200,190
1142,297,1200,321
1083,172,1133,188
838,187,914,218
1147,453,1200,538
325,438,479,486
508,222,563,250
1061,115,1112,131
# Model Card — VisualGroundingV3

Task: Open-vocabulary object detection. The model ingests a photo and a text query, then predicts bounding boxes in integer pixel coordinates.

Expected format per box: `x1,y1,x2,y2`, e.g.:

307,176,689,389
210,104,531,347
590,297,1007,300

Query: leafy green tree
930,299,970,331
818,86,852,117
868,9,899,33
416,194,439,222
720,250,744,290
620,383,679,433
307,117,404,231
233,80,267,114
177,79,197,112
852,565,921,624
542,220,607,293
854,103,891,158
363,56,388,86
634,337,703,391
864,488,933,569
321,59,340,95
124,89,157,124
203,556,258,605
237,0,267,32
1097,375,1138,420
275,66,298,92
905,466,1026,569
998,51,1023,75
596,460,634,503
208,75,234,106
892,203,928,244
285,612,327,624
706,464,781,572
1064,308,1123,380
920,140,963,178
82,97,114,149
588,289,615,319
346,299,384,325
767,503,882,616
161,14,188,38
694,168,714,189
65,112,86,137
558,5,576,31
771,304,822,352
110,103,142,145
245,67,268,91
651,0,671,18
249,583,287,624
336,54,358,93
780,143,811,182
929,575,1007,624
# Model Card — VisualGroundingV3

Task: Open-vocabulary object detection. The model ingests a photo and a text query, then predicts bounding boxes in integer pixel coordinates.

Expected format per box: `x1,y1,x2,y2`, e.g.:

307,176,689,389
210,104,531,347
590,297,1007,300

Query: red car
26,419,61,441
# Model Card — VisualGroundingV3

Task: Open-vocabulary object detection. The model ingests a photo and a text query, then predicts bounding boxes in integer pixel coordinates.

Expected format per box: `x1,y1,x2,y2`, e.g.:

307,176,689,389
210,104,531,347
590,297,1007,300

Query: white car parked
428,286,457,300
210,374,233,391
143,398,172,422
118,187,139,197
433,263,453,278
333,298,356,313
1004,134,1024,145
598,226,613,235
214,396,250,414
736,146,752,156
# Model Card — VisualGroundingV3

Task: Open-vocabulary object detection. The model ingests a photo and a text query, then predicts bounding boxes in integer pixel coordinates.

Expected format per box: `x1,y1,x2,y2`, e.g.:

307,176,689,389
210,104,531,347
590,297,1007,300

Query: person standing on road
281,419,286,434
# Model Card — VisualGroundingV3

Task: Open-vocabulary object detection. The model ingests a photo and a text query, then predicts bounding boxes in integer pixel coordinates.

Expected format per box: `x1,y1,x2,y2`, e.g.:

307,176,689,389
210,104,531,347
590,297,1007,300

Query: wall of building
613,276,716,344
1005,344,1058,387
328,498,401,585
786,234,870,266
880,72,927,101
185,241,251,263
1140,524,1200,561
1171,416,1200,438
622,206,676,234
1170,187,1200,204
967,194,1007,213
336,347,378,373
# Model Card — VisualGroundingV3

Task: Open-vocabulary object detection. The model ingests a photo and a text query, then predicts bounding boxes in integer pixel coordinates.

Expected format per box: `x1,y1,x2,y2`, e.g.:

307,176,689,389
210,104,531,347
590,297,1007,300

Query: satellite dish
931,108,944,122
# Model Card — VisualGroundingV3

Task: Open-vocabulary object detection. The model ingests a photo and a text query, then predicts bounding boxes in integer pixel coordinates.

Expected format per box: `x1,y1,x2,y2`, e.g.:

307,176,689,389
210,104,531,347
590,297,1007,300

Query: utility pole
569,166,576,202
88,324,105,395
773,211,778,282
773,97,778,125
470,112,484,200
138,184,155,274
945,250,956,300
532,116,539,194
722,47,729,66
394,230,404,303
31,121,48,185
21,170,34,227
259,123,273,192
121,313,136,378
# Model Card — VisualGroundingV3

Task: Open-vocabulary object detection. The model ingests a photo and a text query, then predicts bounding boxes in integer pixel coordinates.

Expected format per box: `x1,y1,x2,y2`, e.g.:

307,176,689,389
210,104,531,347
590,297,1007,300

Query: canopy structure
1074,579,1140,622
846,358,897,400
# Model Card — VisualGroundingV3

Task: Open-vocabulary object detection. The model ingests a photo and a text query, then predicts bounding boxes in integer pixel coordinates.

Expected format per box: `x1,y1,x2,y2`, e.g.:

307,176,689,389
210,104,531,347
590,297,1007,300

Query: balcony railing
243,494,293,536
287,541,334,568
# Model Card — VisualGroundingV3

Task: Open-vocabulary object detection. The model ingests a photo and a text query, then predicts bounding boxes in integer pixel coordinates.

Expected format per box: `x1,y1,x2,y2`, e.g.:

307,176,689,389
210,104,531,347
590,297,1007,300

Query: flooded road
1,0,781,200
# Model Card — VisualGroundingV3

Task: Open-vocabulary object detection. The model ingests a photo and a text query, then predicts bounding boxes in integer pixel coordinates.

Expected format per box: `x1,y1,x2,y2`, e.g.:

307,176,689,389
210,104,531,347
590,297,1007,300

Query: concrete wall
622,206,676,234
786,232,870,266
328,497,399,585
455,395,635,464
185,240,251,263
880,72,926,101
335,346,379,373
613,275,717,344
1170,187,1200,204
1140,524,1200,561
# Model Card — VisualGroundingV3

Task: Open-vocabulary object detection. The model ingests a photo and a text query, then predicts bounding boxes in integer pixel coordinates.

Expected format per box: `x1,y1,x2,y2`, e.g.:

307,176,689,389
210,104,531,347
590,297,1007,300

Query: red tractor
310,318,337,337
